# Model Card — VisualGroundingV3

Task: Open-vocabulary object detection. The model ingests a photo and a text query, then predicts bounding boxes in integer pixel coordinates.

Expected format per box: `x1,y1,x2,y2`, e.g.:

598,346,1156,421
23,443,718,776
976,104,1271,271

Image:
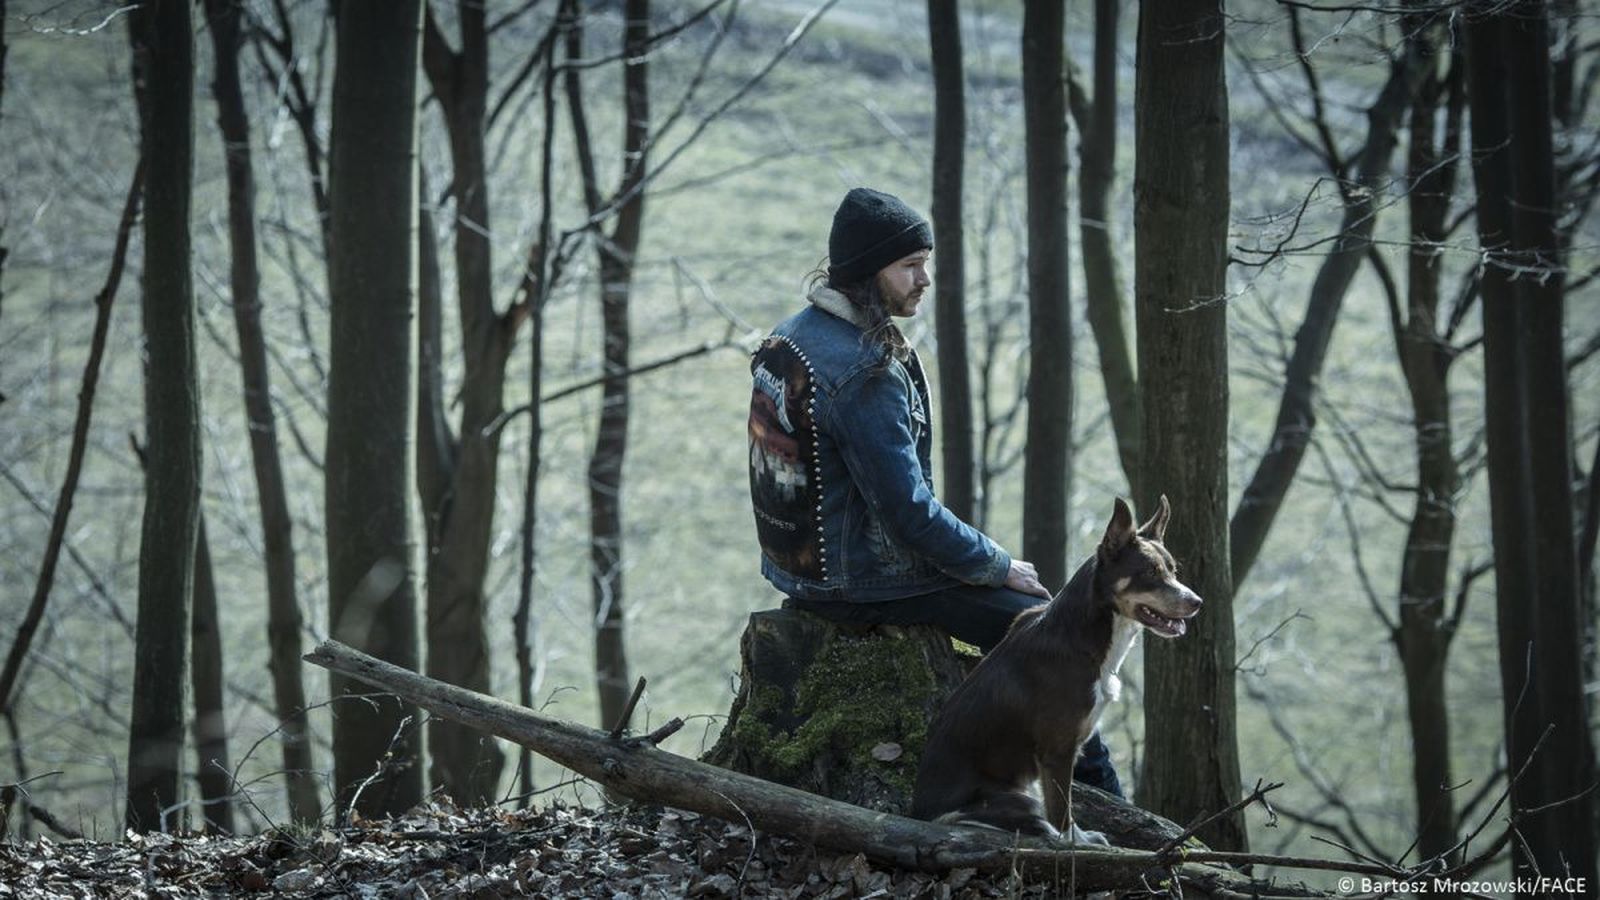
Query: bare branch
1157,779,1283,864
1311,438,1400,633
558,0,843,243
1288,7,1349,181
0,160,143,715
1244,680,1393,860
487,336,741,437
1447,560,1493,637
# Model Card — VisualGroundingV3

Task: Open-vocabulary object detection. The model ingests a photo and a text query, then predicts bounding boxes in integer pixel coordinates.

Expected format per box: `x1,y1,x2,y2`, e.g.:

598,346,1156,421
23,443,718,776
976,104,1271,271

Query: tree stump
706,606,1195,850
703,606,968,813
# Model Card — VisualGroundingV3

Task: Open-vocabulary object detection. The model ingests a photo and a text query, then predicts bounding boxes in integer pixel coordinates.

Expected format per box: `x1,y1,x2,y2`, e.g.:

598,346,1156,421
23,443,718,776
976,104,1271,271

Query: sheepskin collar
807,284,874,331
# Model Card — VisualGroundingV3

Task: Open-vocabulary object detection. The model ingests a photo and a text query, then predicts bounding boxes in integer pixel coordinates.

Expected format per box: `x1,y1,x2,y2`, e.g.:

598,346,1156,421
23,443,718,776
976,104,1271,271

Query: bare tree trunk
1230,47,1418,588
189,516,233,835
202,0,319,825
1069,0,1139,496
125,0,199,834
567,0,650,729
418,0,510,807
1,0,8,323
1020,0,1072,592
1467,1,1597,881
514,18,565,799
1551,0,1578,129
1503,1,1596,878
0,0,7,128
1133,0,1244,852
514,246,545,801
325,0,426,819
926,0,974,523
1391,21,1464,865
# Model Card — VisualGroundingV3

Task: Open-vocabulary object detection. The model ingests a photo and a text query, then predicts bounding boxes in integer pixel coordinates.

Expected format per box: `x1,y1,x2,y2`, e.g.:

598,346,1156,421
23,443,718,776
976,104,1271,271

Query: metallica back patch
748,336,826,581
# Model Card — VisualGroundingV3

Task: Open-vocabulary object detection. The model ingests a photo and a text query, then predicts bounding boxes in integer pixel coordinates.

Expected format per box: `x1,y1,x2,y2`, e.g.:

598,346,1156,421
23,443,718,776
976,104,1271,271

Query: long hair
806,263,911,366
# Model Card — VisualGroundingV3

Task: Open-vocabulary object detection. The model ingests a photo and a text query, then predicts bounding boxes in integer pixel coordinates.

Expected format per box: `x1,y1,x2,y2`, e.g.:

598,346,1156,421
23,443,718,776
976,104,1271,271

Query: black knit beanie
827,188,933,284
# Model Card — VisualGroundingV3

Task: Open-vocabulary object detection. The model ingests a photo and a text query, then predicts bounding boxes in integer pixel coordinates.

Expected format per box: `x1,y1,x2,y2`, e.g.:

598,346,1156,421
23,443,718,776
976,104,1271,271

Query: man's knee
1074,732,1124,798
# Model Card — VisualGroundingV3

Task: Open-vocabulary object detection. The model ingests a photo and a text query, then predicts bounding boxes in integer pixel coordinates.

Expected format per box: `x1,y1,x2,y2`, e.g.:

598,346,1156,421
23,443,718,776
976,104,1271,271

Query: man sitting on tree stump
746,187,1122,797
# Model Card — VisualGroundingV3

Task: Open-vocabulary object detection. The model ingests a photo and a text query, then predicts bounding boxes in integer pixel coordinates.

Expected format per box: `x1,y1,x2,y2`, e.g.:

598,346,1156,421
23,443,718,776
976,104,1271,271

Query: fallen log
306,640,1337,896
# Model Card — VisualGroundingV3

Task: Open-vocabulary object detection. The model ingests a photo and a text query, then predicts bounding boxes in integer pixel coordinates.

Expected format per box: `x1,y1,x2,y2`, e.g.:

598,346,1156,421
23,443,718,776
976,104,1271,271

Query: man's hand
1004,559,1053,600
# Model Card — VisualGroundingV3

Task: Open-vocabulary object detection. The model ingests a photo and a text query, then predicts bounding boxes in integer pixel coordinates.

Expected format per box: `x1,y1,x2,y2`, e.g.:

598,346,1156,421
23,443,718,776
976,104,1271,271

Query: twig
343,714,415,825
1311,438,1400,633
484,337,740,436
0,771,64,792
1157,779,1283,864
1288,7,1349,182
710,788,759,894
1435,724,1553,876
497,776,590,808
608,677,648,740
624,717,684,749
1234,611,1309,673
24,803,83,840
1244,680,1390,860
555,0,842,241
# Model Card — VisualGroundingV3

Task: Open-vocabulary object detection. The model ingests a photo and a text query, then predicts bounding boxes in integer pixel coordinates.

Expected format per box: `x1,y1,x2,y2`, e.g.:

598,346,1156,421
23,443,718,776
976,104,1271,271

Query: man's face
876,249,932,318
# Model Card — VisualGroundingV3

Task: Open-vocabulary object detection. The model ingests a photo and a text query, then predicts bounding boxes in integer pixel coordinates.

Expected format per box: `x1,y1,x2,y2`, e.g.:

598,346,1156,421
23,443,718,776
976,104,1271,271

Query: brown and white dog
910,496,1202,844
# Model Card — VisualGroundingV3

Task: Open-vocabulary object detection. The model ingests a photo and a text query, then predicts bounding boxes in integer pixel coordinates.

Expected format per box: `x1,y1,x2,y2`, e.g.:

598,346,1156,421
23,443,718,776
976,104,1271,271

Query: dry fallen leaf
870,742,904,762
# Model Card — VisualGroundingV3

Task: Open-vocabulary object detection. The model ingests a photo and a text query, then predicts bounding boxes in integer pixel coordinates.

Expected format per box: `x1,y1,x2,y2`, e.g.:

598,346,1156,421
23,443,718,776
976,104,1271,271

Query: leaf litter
0,800,1080,898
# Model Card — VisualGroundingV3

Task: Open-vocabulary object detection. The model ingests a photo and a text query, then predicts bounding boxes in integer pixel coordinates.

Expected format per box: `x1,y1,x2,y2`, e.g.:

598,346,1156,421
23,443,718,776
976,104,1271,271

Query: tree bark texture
515,23,563,801
1392,21,1464,865
0,0,7,127
1,0,7,301
305,639,1332,896
325,0,426,819
1020,0,1072,593
202,0,319,825
567,0,650,729
1504,22,1596,881
1466,1,1597,882
125,0,199,834
1132,0,1245,853
1230,49,1419,588
189,516,234,835
926,0,975,523
419,0,510,808
1070,0,1140,497
514,256,545,802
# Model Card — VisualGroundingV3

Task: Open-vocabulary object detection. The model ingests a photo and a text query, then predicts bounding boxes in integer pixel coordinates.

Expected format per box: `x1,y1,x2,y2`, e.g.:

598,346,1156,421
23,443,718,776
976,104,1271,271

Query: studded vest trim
748,335,827,582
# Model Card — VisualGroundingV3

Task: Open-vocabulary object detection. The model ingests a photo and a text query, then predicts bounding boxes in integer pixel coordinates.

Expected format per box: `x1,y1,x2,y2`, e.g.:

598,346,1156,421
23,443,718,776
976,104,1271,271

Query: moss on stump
704,607,970,813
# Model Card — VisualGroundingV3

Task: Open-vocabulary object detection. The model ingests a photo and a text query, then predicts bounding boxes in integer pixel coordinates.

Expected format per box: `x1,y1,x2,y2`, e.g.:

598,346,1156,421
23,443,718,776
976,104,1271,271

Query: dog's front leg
1040,755,1109,847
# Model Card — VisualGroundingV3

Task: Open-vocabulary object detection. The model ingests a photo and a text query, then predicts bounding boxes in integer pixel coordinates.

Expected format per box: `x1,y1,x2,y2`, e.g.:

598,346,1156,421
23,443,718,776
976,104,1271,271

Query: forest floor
0,800,1080,899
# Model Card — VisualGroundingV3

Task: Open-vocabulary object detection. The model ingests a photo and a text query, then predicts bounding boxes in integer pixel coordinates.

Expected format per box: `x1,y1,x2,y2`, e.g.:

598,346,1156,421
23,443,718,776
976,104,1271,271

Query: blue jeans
785,584,1126,798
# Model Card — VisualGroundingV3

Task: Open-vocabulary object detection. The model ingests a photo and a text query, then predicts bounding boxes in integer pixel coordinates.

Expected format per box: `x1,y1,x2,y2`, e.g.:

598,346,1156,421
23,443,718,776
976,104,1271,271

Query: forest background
0,0,1596,888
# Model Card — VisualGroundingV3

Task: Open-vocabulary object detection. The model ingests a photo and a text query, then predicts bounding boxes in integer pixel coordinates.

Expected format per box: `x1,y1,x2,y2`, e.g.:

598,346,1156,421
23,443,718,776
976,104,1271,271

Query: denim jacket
748,285,1011,601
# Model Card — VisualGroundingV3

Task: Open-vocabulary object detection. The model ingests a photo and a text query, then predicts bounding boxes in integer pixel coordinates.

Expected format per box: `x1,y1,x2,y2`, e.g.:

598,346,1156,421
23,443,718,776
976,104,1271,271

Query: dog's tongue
1167,618,1187,638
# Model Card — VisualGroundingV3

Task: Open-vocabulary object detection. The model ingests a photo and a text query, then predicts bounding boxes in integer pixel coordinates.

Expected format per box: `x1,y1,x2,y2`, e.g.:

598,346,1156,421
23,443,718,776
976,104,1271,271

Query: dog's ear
1100,497,1137,558
1138,494,1171,542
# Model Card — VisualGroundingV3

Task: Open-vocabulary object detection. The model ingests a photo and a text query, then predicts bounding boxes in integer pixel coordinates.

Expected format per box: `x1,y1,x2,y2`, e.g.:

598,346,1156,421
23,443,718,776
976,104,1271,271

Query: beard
878,277,924,318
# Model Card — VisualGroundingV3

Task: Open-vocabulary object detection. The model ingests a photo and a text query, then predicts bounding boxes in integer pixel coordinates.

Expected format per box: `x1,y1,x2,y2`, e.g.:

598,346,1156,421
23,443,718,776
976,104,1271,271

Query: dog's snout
1182,590,1203,614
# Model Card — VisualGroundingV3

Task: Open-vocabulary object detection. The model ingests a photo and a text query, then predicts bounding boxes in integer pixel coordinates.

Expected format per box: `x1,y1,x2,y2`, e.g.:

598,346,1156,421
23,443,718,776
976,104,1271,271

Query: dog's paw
1067,823,1110,846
